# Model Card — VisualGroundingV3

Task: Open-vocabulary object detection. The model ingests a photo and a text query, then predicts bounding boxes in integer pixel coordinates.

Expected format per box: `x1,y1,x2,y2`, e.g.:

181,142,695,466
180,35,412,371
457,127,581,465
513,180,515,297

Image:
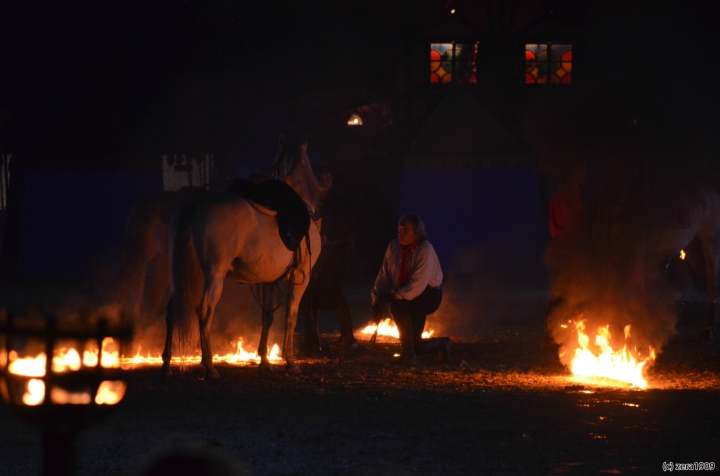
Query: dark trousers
389,286,442,354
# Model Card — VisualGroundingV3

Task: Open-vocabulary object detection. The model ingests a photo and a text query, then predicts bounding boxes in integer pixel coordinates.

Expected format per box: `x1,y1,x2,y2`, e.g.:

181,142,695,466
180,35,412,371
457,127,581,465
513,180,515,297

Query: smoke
519,55,720,368
426,227,550,337
540,159,712,367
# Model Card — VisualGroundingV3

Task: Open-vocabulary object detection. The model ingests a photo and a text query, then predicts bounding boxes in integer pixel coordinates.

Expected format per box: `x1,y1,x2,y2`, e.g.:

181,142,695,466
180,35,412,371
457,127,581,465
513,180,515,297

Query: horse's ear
278,134,286,152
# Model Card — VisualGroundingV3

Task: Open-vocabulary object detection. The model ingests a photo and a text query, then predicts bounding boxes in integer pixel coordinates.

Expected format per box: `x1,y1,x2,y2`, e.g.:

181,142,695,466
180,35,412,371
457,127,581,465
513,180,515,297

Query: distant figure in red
543,166,587,350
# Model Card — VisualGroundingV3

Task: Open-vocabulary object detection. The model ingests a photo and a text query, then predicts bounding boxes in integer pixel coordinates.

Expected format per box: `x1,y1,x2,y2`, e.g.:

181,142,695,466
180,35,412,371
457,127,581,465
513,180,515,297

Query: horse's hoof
285,362,301,374
700,330,716,343
160,363,172,378
258,360,274,373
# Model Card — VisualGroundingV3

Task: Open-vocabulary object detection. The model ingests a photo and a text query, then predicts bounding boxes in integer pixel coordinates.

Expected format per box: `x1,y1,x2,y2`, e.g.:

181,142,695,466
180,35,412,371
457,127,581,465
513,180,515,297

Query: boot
396,340,417,367
335,300,358,348
421,337,452,363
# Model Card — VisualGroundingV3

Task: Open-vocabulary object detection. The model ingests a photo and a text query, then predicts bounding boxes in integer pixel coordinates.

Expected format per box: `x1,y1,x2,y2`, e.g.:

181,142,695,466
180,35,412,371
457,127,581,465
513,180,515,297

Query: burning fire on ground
560,317,656,389
6,337,282,404
360,318,434,340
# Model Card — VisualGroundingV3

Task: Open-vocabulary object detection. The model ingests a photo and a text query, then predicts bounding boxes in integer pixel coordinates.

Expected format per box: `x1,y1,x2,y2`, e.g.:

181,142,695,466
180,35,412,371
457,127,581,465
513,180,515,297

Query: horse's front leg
258,283,275,372
160,298,174,377
283,283,304,374
198,273,225,379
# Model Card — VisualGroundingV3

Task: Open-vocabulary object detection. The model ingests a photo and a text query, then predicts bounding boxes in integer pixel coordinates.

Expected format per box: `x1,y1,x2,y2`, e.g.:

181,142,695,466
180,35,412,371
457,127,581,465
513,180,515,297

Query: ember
563,319,656,389
360,318,434,339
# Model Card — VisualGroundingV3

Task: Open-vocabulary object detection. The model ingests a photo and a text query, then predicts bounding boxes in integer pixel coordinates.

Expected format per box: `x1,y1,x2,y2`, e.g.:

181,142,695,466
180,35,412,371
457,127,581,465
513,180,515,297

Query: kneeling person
371,214,451,365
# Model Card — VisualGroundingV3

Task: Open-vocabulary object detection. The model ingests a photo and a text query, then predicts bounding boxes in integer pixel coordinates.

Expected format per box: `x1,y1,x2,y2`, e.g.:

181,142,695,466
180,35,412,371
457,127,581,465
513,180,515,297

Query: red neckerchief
397,241,418,288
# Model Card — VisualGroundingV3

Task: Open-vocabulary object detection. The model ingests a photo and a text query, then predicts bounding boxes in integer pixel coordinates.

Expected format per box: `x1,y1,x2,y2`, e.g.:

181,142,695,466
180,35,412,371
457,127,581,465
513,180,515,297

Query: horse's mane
281,144,322,213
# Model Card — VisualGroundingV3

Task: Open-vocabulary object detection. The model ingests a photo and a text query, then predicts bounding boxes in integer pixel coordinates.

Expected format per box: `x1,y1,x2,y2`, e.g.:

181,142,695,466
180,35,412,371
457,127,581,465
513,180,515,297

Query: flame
116,339,282,366
680,249,686,260
361,318,434,339
95,381,126,405
568,320,656,389
6,336,279,405
23,379,45,406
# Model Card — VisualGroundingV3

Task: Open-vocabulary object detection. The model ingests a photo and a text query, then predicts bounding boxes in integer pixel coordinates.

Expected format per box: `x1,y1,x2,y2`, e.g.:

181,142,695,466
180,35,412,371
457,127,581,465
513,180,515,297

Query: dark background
1,0,719,280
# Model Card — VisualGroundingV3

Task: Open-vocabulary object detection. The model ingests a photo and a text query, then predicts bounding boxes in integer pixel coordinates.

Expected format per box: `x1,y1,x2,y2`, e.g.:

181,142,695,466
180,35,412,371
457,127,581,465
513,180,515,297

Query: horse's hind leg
198,272,225,379
258,283,276,372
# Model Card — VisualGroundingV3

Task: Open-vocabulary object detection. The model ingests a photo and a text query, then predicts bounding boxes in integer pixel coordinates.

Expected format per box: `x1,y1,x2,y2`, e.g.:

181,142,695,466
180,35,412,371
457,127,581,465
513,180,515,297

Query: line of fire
1,1,719,475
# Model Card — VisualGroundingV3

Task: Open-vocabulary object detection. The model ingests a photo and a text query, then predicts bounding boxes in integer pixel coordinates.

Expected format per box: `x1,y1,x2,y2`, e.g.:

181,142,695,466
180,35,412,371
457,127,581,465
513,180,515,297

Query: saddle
227,178,311,252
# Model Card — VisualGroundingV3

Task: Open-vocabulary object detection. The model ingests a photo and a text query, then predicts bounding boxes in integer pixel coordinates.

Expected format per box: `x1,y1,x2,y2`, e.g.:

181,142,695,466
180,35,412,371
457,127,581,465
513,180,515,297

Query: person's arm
395,244,435,301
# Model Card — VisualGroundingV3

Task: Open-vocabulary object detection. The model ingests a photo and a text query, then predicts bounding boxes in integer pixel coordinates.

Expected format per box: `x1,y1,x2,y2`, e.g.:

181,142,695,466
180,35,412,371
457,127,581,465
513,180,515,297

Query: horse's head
271,137,321,211
272,138,308,182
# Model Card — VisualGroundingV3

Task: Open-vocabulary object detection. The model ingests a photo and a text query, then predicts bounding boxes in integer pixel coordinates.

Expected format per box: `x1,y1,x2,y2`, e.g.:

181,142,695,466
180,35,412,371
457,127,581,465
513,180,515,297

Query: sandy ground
1,281,719,475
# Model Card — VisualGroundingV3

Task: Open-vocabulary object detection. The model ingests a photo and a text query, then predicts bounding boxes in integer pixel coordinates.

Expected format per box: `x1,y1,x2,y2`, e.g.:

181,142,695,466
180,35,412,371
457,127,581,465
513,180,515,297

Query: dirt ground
1,282,719,475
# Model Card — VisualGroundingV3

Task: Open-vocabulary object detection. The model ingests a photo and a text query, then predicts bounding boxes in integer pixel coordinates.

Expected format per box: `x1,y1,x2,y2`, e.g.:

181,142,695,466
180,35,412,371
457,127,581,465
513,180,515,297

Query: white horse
161,143,322,378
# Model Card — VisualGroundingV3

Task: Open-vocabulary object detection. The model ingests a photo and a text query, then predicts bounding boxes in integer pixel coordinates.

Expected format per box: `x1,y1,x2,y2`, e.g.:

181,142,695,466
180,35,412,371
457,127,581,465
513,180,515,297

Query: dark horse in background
161,143,322,378
116,187,207,327
588,176,720,342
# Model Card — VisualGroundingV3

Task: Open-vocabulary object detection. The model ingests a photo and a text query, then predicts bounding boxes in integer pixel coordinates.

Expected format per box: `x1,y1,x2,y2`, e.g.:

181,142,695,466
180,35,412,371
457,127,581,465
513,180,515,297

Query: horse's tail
169,203,202,359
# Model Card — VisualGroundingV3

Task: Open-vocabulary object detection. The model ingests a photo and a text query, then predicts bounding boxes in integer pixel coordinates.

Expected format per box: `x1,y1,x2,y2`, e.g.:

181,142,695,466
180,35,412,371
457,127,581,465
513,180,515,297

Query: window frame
428,40,480,85
524,42,573,85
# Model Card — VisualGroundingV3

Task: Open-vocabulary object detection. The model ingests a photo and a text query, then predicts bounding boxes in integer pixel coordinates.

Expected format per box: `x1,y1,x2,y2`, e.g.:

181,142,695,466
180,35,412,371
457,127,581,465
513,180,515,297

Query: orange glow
566,319,655,389
361,318,434,340
6,336,280,405
118,339,282,366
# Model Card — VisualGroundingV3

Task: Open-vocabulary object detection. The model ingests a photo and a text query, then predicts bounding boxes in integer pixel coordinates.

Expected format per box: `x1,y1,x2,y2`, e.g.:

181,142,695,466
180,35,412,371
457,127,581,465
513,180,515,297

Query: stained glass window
525,44,572,84
430,42,478,84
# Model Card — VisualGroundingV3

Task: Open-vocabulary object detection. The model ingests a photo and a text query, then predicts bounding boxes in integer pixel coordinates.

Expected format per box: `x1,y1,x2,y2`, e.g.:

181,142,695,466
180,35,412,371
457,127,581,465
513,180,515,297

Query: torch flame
361,318,434,340
568,320,655,389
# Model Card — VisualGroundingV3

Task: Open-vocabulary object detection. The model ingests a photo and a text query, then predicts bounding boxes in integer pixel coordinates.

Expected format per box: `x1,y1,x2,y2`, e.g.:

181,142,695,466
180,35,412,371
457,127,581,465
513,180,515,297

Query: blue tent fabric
17,168,163,278
399,166,547,264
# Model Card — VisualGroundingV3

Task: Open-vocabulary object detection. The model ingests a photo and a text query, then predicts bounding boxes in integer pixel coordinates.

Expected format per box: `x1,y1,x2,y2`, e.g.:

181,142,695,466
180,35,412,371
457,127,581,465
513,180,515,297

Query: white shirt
371,239,443,304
